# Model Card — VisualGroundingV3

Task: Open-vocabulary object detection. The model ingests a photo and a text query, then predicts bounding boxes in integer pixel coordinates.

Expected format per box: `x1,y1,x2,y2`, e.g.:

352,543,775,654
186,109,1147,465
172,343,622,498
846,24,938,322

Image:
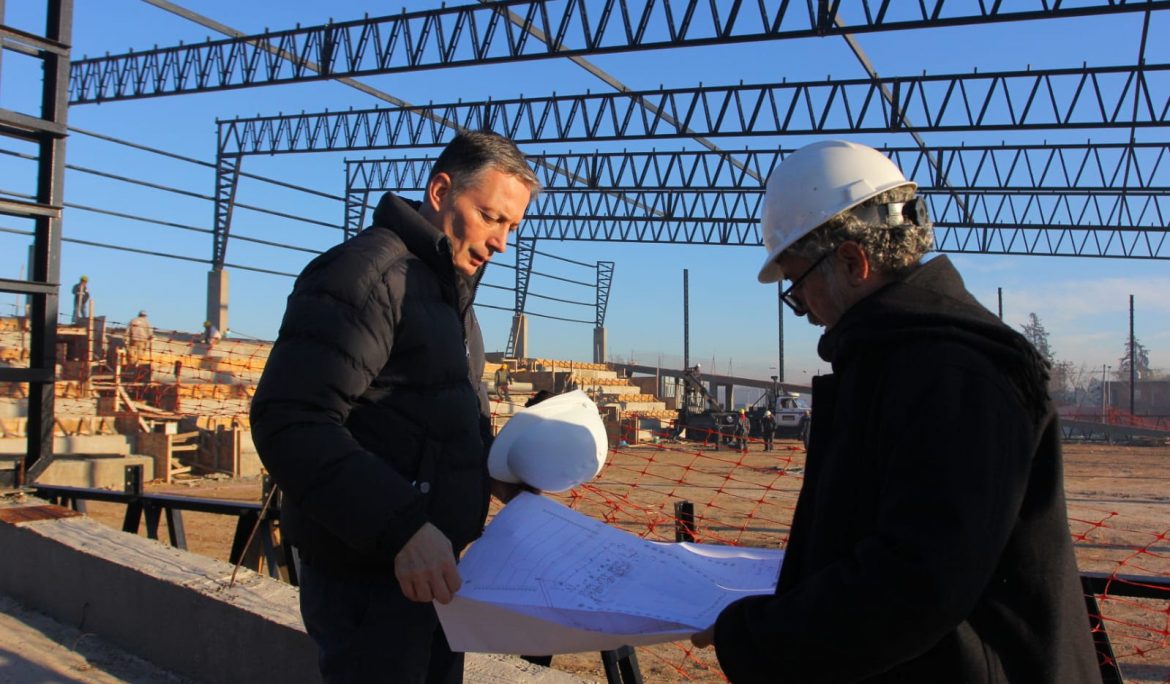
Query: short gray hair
786,186,933,278
429,130,541,198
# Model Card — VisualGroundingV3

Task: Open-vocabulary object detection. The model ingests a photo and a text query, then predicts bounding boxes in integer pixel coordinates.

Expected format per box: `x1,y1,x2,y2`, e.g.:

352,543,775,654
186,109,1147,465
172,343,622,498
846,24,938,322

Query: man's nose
486,228,508,255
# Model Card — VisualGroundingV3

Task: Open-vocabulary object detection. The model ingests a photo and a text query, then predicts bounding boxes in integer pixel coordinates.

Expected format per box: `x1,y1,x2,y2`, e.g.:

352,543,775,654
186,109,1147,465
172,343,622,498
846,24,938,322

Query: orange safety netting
3,320,1167,681
508,421,1169,682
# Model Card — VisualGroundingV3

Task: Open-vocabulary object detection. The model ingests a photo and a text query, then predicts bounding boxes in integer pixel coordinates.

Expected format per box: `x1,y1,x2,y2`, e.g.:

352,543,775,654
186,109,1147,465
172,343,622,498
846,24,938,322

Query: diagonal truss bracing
342,143,1170,258
68,0,1169,104
512,213,1167,259
219,64,1170,154
346,142,1170,193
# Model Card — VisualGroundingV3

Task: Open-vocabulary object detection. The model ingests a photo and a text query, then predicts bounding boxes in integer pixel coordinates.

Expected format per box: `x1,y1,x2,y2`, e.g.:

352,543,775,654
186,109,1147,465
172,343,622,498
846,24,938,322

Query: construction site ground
34,440,1170,683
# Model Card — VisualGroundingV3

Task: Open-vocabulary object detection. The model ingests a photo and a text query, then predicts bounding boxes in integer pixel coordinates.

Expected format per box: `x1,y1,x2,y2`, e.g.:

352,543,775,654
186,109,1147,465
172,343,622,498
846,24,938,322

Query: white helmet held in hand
488,389,608,493
757,140,916,283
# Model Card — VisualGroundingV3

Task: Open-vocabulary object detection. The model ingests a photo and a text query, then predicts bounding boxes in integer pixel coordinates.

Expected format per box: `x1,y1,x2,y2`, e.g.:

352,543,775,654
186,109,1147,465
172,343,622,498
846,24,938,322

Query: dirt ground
73,439,1170,683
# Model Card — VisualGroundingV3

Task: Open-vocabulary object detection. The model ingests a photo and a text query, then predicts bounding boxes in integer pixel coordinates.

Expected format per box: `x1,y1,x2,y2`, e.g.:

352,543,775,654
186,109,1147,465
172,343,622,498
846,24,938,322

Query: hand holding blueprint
436,492,782,654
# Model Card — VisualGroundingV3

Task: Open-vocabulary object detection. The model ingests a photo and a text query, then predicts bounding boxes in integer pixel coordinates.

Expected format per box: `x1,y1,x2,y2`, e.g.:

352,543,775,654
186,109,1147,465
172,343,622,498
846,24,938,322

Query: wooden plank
0,505,82,524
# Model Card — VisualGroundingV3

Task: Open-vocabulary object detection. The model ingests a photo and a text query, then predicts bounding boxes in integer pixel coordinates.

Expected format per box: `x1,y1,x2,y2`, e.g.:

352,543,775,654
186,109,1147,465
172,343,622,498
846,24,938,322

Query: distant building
1107,379,1170,416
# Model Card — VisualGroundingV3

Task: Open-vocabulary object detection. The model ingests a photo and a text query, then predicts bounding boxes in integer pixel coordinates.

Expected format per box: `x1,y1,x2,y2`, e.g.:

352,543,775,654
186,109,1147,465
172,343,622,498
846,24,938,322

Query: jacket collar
371,192,485,305
816,255,1051,420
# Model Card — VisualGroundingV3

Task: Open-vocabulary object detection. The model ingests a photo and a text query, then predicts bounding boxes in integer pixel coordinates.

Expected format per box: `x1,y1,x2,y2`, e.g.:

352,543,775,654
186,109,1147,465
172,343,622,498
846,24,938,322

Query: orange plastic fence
3,319,1167,680
527,422,1169,681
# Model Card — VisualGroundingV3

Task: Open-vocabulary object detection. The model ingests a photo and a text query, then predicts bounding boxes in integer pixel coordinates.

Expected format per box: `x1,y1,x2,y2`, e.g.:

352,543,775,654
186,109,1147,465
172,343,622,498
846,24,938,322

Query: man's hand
491,477,540,503
394,523,461,604
691,625,714,649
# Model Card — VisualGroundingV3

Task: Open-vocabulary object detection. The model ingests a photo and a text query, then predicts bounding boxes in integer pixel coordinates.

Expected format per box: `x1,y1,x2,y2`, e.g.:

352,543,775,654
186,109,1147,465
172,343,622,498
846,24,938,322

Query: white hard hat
487,390,607,493
757,140,916,283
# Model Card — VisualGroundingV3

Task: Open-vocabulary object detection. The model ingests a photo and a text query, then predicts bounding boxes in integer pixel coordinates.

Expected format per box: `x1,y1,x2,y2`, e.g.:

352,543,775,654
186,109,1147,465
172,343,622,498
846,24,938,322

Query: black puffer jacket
713,256,1100,683
251,193,493,574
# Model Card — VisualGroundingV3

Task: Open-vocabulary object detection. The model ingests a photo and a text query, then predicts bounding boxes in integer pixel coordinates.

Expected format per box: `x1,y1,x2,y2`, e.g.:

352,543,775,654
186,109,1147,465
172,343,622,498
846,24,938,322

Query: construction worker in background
494,362,513,402
760,410,775,452
735,409,750,452
70,275,90,324
691,140,1098,683
202,321,222,348
126,310,152,364
251,132,540,684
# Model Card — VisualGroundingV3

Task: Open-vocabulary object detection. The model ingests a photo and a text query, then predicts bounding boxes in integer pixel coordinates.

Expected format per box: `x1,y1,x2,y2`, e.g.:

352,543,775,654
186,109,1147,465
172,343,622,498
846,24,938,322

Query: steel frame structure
343,144,1170,257
17,3,1163,680
506,236,536,358
0,0,72,485
68,0,1169,104
210,61,1170,270
217,63,1170,155
348,143,1170,193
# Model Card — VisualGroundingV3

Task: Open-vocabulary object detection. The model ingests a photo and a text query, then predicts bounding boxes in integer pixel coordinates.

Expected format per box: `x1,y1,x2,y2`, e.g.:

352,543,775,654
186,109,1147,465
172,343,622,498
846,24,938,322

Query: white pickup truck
771,393,811,446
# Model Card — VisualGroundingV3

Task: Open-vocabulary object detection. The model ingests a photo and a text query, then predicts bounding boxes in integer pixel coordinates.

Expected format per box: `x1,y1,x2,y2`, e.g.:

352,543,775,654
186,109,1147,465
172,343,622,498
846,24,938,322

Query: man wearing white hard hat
693,141,1098,682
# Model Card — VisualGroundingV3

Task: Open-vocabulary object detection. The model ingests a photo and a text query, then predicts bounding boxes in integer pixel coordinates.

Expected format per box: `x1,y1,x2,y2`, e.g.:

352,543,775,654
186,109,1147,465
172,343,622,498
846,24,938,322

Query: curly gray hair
786,186,934,278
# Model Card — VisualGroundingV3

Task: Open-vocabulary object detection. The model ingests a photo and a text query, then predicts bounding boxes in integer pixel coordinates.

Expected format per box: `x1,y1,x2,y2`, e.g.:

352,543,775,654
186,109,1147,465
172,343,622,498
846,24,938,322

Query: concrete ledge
0,497,586,684
33,454,155,488
0,497,314,682
0,434,133,456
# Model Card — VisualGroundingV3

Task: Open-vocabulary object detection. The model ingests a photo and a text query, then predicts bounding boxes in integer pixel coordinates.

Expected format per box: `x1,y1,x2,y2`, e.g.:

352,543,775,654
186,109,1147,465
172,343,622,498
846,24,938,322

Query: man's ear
835,241,871,285
425,172,453,213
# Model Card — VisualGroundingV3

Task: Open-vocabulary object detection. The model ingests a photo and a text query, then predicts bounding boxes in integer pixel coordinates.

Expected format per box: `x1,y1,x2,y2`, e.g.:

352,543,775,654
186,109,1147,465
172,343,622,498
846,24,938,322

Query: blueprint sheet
436,492,782,654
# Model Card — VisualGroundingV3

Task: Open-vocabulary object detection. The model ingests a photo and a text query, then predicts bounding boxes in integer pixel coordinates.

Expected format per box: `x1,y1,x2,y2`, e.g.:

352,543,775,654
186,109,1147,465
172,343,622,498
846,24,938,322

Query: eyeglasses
779,252,831,314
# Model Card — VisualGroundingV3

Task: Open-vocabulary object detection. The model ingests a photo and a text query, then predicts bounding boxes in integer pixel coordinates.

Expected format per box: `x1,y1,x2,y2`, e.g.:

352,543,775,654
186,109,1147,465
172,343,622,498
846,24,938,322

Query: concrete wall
0,498,586,684
0,499,318,683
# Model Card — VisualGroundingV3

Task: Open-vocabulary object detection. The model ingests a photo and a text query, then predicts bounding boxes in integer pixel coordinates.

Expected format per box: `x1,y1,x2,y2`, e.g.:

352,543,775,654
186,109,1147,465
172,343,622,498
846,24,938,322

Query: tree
1048,359,1077,404
1020,313,1054,364
1118,336,1152,381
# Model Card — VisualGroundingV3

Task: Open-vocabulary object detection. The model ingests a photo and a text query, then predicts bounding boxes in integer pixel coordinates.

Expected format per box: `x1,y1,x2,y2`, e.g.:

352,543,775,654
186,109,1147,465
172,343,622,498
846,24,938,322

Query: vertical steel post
1129,295,1136,415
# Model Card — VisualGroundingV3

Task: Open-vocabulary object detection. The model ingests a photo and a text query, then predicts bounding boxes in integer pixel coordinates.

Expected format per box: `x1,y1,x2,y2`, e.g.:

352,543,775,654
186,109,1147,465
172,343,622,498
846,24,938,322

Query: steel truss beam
346,142,1170,193
596,261,614,328
505,236,536,358
511,210,1167,259
526,187,1168,223
68,0,1169,104
218,63,1170,155
343,143,1170,258
212,155,241,268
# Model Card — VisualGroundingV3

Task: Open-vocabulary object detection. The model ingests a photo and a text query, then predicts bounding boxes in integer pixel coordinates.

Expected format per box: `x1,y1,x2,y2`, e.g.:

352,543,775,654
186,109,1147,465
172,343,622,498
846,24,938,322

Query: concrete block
616,401,669,413
595,384,639,395
34,454,155,488
0,398,24,419
0,434,133,456
55,398,99,416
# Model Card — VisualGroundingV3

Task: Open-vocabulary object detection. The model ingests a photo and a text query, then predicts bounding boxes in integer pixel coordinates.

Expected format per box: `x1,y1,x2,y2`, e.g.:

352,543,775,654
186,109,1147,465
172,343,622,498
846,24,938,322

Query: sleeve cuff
714,595,769,683
375,501,429,563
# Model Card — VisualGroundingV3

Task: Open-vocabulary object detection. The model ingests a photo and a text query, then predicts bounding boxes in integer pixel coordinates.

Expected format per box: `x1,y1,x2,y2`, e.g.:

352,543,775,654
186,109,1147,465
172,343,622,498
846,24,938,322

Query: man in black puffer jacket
251,131,539,683
692,140,1100,683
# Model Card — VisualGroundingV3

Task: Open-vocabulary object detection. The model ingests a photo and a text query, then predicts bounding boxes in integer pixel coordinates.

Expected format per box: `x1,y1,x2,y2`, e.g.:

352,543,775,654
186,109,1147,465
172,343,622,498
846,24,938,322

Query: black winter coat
713,256,1100,683
251,193,493,574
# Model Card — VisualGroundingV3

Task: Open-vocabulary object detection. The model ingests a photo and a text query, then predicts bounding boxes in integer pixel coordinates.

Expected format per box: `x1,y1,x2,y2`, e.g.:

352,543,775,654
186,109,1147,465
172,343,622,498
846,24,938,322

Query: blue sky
1,1,1167,386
